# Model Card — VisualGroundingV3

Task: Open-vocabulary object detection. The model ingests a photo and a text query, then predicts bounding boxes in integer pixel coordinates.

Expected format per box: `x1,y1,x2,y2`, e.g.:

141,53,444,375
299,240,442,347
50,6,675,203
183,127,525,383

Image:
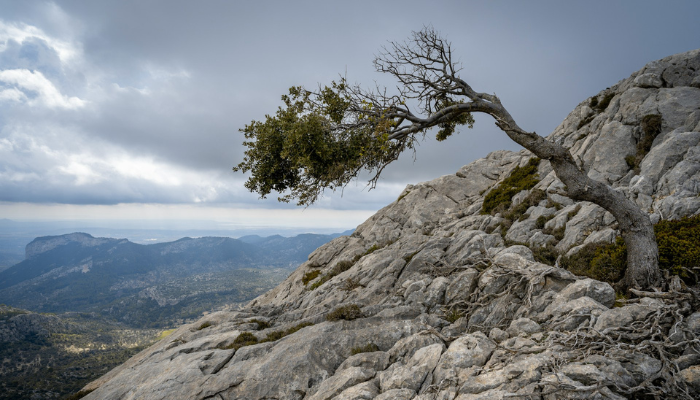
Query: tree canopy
234,28,477,206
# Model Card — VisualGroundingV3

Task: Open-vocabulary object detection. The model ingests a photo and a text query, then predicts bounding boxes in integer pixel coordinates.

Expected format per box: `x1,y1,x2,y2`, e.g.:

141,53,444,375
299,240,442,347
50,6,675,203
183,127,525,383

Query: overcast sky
0,1,699,231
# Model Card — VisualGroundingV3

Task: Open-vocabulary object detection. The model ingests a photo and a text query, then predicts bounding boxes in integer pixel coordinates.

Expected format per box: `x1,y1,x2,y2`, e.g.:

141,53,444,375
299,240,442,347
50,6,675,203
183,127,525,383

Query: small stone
488,327,509,342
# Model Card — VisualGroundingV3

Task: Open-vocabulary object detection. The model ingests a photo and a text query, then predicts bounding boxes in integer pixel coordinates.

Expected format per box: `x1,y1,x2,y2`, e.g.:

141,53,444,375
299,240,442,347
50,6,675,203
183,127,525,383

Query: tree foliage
234,29,476,206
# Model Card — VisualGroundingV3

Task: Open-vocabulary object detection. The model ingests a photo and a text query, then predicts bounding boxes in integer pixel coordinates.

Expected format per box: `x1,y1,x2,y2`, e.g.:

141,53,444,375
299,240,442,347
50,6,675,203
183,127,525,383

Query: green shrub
222,332,259,350
397,190,411,202
482,158,541,215
595,93,615,111
560,237,627,284
567,204,582,220
532,244,559,266
444,309,464,323
249,319,271,330
326,304,364,321
625,155,636,169
302,270,321,285
655,215,700,278
502,189,547,221
308,260,356,290
589,96,599,108
196,322,212,330
364,244,381,255
351,343,380,355
535,215,553,230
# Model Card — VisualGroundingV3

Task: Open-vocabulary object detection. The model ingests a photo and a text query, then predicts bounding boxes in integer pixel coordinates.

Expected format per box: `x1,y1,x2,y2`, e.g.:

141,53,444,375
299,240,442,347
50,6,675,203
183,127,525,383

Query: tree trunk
497,122,663,290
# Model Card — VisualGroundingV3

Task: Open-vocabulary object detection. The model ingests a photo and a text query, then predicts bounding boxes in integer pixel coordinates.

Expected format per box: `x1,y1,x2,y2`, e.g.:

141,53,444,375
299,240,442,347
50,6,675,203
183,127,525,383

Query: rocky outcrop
82,50,700,399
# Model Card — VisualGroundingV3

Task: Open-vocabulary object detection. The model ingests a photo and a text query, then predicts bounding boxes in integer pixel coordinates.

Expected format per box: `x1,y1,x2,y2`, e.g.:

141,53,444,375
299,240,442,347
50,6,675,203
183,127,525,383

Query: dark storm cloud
0,1,700,208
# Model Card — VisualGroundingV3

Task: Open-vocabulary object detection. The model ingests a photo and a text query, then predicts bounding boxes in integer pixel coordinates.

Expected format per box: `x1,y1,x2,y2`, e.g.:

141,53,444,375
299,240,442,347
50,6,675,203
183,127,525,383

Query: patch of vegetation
308,259,356,290
655,215,700,279
595,92,615,112
444,309,464,323
560,237,627,284
502,189,547,222
364,244,381,255
326,304,364,321
481,158,541,215
156,328,176,341
196,321,212,330
630,114,663,172
567,204,582,220
222,332,259,350
625,155,636,169
249,319,271,330
535,215,554,230
532,244,559,266
302,270,321,285
589,96,599,109
614,292,628,308
350,343,380,355
397,190,411,202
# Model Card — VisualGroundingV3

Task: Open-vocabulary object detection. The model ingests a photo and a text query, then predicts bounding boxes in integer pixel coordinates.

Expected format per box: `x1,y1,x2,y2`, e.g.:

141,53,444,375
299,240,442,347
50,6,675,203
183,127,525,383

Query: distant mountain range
0,231,349,328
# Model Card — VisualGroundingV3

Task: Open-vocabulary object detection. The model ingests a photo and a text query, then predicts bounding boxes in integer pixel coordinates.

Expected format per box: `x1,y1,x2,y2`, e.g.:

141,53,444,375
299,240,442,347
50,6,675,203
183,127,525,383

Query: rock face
82,50,700,399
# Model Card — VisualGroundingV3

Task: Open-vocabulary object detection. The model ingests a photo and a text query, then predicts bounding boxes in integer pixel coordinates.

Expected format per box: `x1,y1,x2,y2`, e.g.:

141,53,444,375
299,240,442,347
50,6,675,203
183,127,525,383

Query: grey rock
506,318,541,336
444,268,479,304
555,278,615,308
379,343,444,392
634,73,663,88
680,365,700,392
337,351,390,373
594,302,660,332
488,327,509,342
433,332,495,383
334,381,380,400
307,367,375,400
375,388,416,400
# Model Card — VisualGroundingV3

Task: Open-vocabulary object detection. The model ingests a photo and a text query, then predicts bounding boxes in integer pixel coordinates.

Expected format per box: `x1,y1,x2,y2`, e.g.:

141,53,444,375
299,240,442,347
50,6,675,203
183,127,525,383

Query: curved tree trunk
494,119,663,291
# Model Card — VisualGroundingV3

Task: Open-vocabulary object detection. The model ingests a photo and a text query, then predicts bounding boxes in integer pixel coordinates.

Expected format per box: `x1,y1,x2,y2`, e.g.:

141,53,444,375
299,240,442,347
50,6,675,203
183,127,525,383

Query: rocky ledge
80,49,700,399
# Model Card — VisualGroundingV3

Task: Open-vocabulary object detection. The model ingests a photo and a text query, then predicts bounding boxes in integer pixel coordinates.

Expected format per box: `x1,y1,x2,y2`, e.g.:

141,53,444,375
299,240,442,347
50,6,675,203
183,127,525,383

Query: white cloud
0,20,79,63
0,68,84,109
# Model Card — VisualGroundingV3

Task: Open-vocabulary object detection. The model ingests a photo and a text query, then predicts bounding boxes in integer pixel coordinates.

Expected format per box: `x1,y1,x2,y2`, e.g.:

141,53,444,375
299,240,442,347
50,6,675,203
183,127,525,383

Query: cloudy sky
0,1,699,231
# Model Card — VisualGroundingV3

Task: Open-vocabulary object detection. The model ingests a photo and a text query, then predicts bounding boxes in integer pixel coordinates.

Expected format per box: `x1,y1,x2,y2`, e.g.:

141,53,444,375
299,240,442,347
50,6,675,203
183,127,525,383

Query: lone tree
234,28,662,291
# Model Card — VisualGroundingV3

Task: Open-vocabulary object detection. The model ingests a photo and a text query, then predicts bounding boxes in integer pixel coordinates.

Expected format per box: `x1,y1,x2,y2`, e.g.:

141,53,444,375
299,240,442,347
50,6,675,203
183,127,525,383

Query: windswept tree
234,28,662,291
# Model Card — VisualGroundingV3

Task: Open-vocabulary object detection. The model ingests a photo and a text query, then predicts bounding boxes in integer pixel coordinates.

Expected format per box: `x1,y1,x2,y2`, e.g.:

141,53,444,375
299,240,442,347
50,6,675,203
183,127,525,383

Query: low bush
249,319,270,330
560,237,627,284
196,322,212,330
482,158,541,215
222,332,259,350
595,92,615,111
326,304,364,321
532,244,559,266
444,309,464,323
302,270,321,285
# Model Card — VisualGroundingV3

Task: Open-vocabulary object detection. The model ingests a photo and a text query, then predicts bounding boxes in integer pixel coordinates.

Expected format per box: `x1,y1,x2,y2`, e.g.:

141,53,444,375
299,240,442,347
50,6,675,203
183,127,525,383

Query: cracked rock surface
82,50,700,399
